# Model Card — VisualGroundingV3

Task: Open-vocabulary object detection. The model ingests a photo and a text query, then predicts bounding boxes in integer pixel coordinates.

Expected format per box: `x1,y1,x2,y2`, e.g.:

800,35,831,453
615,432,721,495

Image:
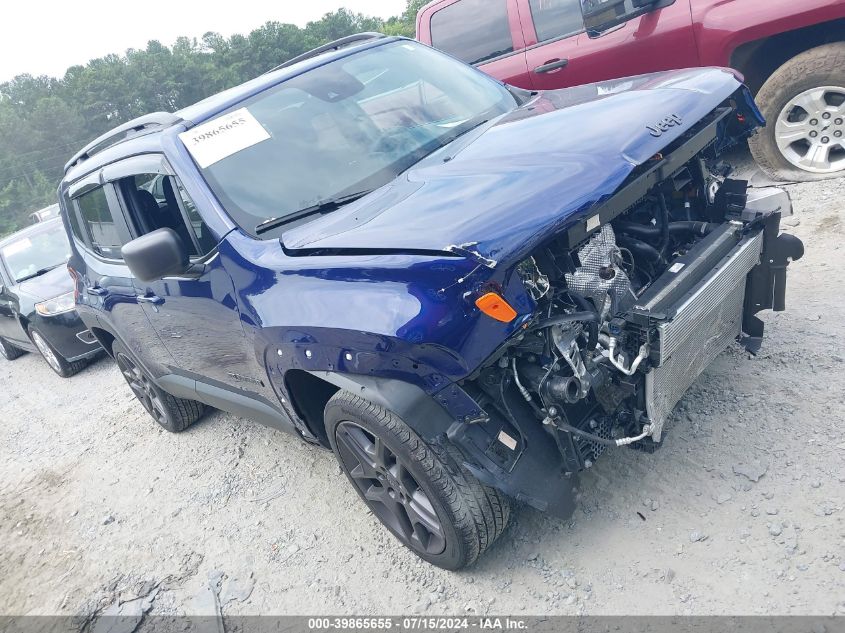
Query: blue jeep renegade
59,34,803,569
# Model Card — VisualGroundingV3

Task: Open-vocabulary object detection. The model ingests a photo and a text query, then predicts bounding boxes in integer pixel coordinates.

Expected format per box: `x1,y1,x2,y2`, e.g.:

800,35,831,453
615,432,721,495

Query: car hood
283,68,747,266
15,265,73,301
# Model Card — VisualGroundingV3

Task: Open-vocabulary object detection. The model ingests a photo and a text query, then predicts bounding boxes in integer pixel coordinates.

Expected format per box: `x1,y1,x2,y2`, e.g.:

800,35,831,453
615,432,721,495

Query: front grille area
645,231,763,441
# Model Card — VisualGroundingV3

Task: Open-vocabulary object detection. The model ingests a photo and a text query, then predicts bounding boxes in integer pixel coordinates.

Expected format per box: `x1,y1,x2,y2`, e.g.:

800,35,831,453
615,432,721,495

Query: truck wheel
324,390,510,570
749,43,845,181
0,337,24,361
30,328,86,378
112,340,204,432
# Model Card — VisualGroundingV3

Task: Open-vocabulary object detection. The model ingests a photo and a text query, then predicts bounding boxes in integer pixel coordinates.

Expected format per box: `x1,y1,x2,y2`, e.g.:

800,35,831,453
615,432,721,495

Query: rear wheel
30,328,86,378
112,340,204,432
325,390,510,570
749,43,845,181
0,337,24,361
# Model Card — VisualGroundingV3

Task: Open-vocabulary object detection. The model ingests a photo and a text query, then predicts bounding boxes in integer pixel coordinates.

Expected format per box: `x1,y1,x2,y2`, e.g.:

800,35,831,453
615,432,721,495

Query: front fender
309,371,578,518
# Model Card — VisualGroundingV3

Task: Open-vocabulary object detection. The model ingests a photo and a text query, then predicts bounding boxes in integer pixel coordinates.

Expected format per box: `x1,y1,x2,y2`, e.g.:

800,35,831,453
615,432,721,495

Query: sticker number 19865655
179,107,270,168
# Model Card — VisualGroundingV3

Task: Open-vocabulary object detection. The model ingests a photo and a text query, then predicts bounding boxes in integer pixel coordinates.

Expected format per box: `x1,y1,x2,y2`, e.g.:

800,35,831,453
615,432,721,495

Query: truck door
68,177,175,378
519,0,698,90
103,156,276,403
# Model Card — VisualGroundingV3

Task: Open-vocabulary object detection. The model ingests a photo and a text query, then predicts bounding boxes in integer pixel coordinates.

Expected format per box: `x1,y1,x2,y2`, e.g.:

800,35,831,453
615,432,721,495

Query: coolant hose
616,234,663,264
615,220,717,240
567,291,599,351
527,311,599,333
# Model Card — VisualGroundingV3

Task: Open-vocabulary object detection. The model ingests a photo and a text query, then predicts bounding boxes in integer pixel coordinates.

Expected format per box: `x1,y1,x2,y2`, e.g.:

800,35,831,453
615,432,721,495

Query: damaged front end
455,104,804,516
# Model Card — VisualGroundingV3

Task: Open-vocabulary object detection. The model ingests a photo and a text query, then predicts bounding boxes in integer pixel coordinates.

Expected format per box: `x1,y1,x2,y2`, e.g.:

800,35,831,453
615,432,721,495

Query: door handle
136,294,164,306
86,286,109,297
534,58,569,74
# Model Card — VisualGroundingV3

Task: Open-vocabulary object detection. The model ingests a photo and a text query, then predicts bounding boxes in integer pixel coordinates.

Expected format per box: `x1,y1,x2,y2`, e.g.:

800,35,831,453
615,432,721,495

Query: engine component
565,225,636,319
517,256,550,301
644,230,764,441
605,337,649,376
551,327,590,402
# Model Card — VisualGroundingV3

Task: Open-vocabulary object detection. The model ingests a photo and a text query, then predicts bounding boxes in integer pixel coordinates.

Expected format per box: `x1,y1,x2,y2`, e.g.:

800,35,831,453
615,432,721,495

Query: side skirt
157,374,297,435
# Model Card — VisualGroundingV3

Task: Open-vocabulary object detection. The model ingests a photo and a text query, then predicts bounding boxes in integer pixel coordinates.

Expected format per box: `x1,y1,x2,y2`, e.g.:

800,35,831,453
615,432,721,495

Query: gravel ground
1,168,843,618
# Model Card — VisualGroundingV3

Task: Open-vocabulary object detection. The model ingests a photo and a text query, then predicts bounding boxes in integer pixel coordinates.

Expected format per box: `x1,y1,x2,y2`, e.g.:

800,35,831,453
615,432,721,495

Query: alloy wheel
116,353,168,425
775,86,845,174
335,421,446,556
31,331,62,374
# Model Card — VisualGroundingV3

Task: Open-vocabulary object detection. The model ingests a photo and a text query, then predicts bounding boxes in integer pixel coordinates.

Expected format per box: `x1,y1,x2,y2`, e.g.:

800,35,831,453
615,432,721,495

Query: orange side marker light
475,292,518,323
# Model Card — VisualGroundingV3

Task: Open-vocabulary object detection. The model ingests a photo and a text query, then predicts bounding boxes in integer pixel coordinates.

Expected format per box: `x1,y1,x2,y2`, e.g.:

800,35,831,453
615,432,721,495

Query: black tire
749,43,845,181
325,390,510,570
29,328,87,378
0,337,25,361
112,340,204,432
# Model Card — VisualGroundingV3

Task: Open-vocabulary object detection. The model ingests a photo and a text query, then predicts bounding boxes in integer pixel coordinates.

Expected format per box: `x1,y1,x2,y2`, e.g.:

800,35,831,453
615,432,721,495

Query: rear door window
528,0,584,42
430,0,514,65
75,186,126,260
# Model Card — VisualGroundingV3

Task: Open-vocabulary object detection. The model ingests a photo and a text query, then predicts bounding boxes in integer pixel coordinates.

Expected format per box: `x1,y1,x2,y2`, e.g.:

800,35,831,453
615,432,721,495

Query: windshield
189,41,517,237
1,222,71,283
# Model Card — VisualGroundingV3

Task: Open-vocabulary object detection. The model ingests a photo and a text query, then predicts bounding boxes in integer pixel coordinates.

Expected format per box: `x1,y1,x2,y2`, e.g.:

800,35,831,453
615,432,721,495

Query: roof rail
64,111,183,173
264,32,387,75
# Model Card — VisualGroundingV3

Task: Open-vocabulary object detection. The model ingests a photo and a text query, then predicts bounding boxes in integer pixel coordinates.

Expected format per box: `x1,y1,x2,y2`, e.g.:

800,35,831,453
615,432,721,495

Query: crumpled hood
283,68,748,266
16,264,73,301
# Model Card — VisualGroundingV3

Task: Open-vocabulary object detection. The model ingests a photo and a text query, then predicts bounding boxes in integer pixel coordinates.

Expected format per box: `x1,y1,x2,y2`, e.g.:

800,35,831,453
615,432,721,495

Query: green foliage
0,0,428,236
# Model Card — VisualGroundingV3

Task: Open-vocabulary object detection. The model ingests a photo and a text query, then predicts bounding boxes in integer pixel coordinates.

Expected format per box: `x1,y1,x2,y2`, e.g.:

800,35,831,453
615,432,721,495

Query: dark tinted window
62,194,85,244
75,186,124,259
529,0,584,42
430,0,514,65
119,173,215,257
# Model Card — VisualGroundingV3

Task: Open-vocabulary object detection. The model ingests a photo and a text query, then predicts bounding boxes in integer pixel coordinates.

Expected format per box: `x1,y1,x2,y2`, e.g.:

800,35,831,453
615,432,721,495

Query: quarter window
528,0,584,42
430,0,514,66
62,193,85,244
75,186,125,260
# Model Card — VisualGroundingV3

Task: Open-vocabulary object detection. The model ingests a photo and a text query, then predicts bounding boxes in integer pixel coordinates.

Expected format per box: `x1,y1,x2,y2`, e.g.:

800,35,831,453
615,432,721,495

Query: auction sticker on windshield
179,108,270,168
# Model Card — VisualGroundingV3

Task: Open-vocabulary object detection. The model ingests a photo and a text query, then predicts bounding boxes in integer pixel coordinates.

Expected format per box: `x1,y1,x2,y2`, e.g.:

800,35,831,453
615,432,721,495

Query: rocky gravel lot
1,167,843,618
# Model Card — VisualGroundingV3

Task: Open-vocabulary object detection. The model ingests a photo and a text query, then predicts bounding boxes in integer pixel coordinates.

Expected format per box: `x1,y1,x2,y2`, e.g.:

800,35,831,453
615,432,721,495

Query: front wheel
30,328,86,378
325,391,510,570
749,43,845,180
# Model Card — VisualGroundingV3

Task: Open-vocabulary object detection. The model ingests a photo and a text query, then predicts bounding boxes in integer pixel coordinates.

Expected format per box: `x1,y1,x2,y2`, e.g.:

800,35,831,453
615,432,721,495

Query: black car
0,218,102,376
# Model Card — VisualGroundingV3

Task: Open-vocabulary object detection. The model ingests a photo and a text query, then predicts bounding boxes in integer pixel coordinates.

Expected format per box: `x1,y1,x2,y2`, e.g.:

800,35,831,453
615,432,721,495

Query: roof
62,34,401,185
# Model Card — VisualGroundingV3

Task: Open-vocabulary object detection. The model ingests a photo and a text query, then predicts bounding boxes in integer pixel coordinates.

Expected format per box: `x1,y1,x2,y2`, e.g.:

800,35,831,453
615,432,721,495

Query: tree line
0,1,427,236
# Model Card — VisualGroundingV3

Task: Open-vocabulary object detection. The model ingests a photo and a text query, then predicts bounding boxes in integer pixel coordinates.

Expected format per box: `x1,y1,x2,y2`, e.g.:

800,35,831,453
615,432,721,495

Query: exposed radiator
645,231,763,441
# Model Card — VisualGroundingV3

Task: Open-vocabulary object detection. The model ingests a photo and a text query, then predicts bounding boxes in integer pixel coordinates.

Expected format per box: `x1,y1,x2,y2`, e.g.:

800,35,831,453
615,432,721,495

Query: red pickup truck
416,0,845,181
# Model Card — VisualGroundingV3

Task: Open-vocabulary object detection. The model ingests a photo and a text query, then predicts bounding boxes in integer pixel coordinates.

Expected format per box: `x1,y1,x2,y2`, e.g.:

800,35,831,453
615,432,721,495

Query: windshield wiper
255,190,374,236
16,264,63,283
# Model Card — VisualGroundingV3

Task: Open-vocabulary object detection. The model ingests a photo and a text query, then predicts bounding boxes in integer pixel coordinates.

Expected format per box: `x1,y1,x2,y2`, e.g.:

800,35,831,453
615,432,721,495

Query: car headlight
35,291,76,316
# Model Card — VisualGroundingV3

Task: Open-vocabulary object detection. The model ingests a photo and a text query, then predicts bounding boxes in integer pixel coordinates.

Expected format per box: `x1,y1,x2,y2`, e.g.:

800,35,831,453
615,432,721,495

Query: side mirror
581,0,660,36
121,228,189,283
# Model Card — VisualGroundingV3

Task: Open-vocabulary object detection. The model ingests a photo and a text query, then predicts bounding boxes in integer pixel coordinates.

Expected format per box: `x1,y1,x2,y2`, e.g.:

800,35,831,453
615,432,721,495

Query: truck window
430,0,514,66
118,173,215,257
528,0,584,42
75,186,125,260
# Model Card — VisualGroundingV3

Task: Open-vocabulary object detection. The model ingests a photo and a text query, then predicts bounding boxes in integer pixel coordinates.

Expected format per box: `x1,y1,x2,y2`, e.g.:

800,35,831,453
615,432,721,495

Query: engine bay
466,142,805,475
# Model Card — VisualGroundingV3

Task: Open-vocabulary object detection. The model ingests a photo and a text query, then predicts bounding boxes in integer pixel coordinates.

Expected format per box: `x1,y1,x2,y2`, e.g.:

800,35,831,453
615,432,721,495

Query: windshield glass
189,41,517,237
1,222,71,283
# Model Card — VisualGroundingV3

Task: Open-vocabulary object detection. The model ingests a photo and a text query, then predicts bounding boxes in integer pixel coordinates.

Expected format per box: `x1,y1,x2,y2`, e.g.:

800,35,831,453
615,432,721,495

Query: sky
0,0,408,83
